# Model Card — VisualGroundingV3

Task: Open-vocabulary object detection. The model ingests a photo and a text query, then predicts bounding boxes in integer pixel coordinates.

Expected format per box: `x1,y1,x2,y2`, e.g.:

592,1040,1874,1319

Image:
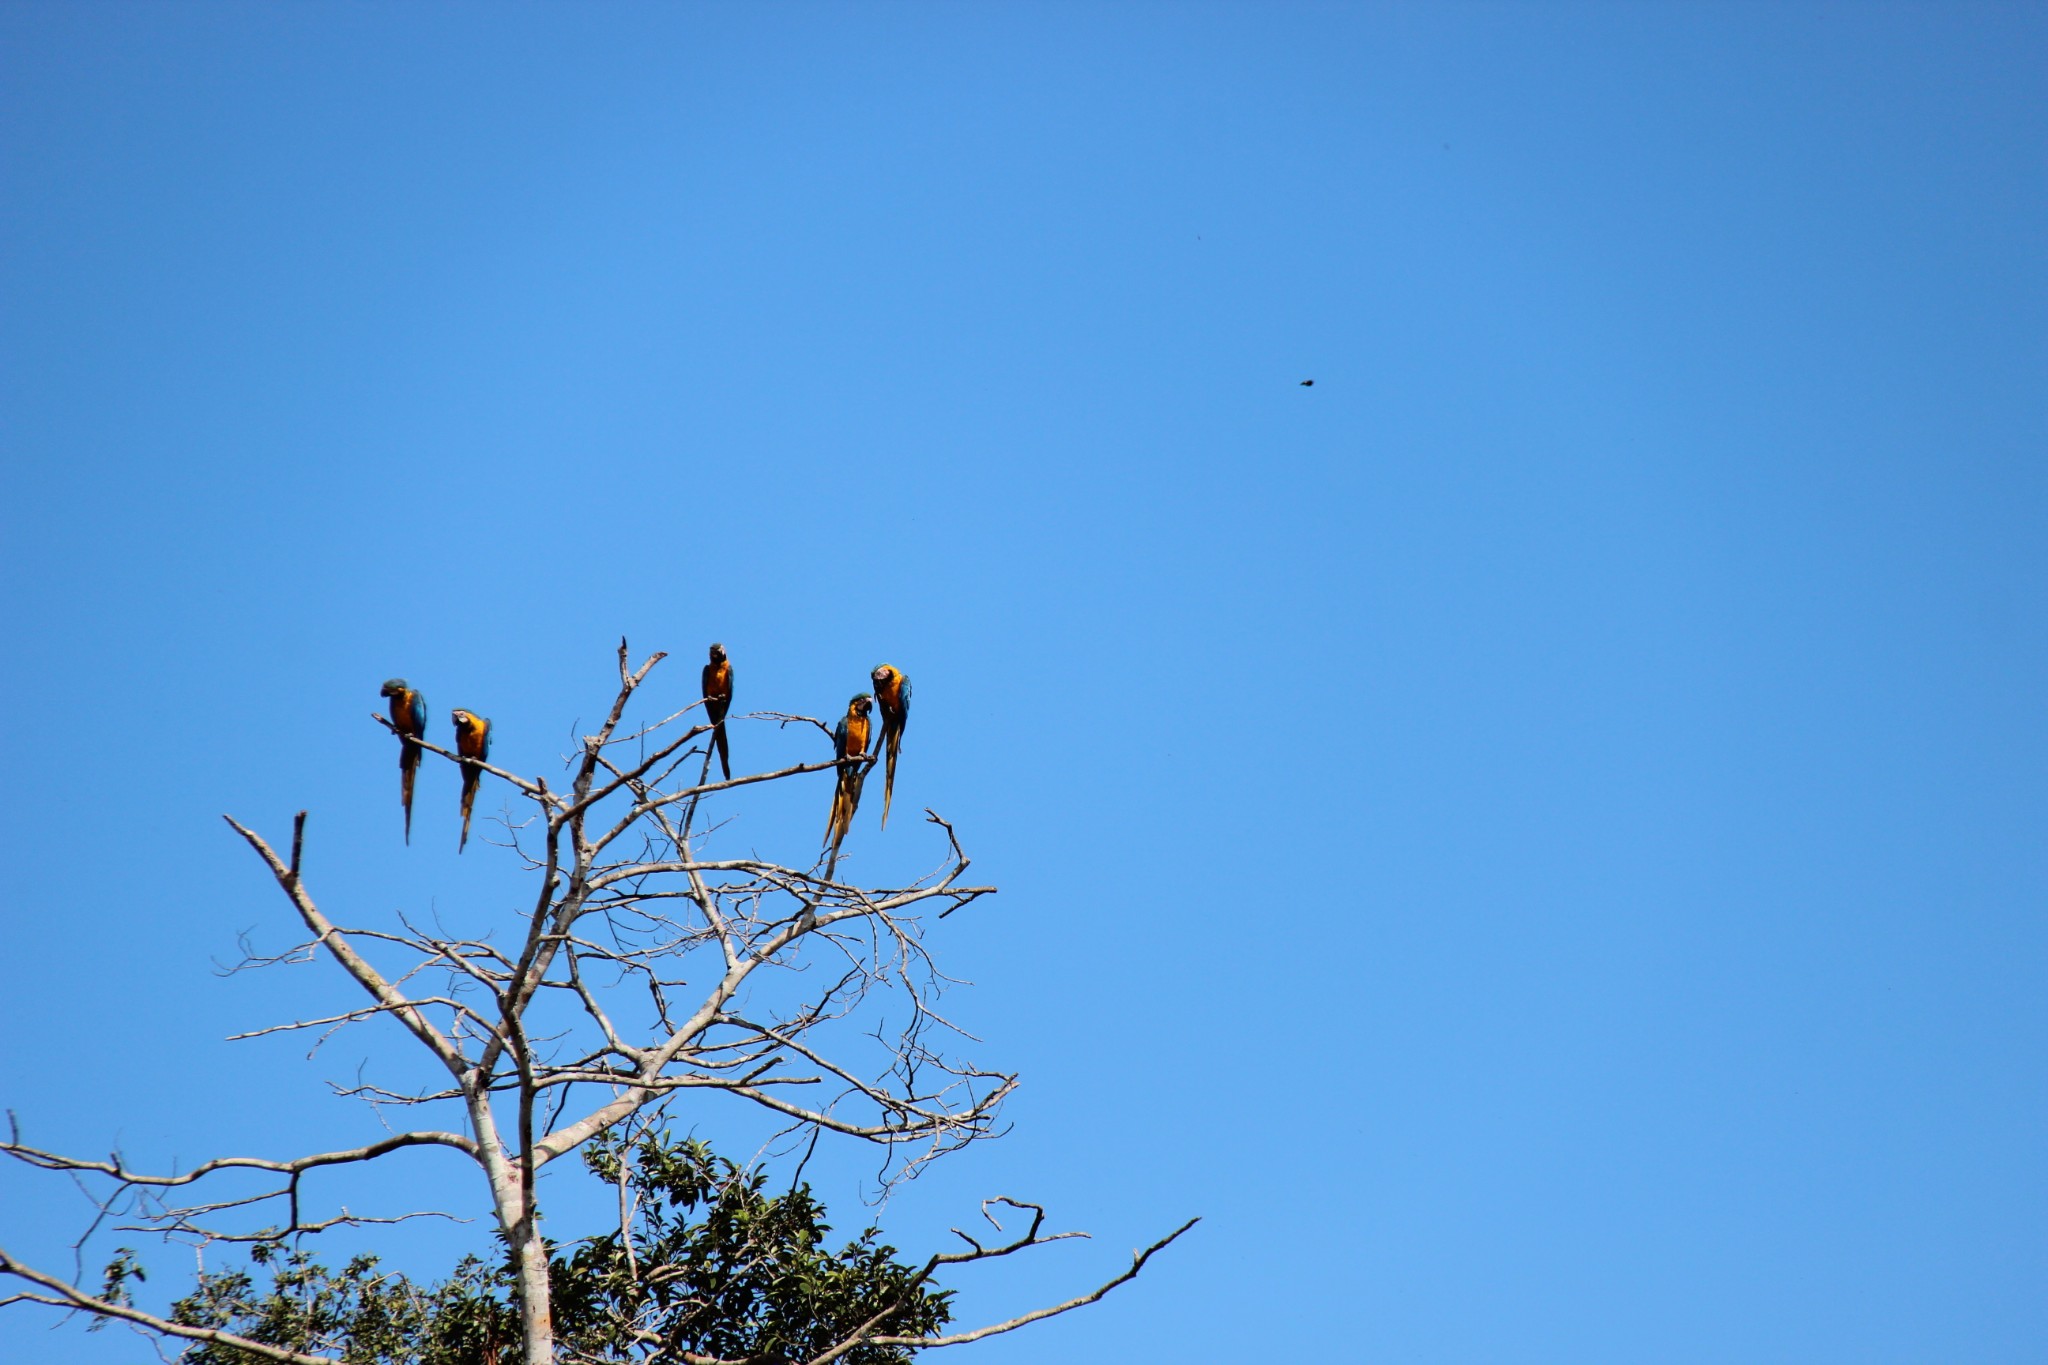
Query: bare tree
0,642,1193,1364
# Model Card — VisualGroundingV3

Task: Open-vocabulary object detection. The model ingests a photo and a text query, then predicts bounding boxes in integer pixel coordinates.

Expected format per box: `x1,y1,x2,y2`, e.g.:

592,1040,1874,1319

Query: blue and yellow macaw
823,693,873,879
869,664,911,829
702,642,733,781
452,708,493,853
379,678,429,844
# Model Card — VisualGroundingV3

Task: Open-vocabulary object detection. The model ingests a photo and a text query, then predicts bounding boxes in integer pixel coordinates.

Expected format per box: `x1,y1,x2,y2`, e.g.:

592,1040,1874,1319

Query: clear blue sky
3,4,2043,1361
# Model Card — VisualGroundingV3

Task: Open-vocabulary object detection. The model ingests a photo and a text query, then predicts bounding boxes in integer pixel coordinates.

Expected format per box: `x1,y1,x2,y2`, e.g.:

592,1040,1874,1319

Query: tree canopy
156,1130,950,1365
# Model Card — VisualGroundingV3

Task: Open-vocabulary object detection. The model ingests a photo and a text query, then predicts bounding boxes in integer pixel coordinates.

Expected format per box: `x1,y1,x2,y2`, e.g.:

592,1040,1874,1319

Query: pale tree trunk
514,1228,555,1365
470,1084,553,1365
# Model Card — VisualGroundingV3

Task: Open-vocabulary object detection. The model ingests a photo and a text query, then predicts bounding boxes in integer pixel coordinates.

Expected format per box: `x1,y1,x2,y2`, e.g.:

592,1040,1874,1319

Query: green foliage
91,1246,145,1331
167,1244,509,1364
559,1131,951,1363
155,1132,949,1364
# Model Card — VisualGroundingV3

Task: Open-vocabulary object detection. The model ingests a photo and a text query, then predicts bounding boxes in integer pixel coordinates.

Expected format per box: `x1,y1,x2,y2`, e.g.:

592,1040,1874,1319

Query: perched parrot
702,642,733,781
823,693,873,879
452,709,493,853
869,664,911,829
378,679,429,844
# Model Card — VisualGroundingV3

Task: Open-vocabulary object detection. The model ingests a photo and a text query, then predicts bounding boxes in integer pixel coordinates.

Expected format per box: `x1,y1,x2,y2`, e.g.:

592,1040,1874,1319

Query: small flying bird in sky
379,678,429,844
452,708,492,853
702,642,733,780
824,693,873,879
1299,379,1314,387
870,664,911,829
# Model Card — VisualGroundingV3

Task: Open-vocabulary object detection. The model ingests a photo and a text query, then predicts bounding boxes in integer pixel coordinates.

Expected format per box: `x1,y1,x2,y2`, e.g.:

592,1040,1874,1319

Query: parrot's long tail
459,767,478,853
880,737,900,830
824,763,863,876
844,764,867,824
400,741,419,844
713,721,730,781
